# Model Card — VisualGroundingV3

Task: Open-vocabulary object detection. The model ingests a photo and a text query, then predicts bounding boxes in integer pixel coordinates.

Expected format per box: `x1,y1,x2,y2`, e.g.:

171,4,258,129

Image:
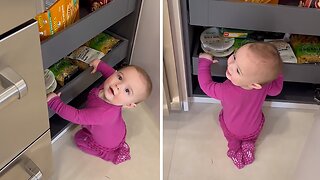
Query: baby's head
101,65,152,108
226,42,282,89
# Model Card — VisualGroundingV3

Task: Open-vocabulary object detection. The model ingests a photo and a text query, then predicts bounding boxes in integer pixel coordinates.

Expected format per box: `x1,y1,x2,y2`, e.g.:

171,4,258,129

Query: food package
221,28,253,38
299,0,320,8
48,0,67,34
85,33,120,54
239,0,279,4
68,46,105,70
35,11,53,41
82,0,110,12
49,58,79,86
35,0,79,41
290,35,320,64
266,40,297,63
232,38,256,50
65,0,80,26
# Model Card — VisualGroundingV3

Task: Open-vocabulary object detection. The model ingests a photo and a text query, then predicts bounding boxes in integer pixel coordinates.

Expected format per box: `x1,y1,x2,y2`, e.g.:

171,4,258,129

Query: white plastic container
44,69,57,94
201,43,234,57
200,27,235,52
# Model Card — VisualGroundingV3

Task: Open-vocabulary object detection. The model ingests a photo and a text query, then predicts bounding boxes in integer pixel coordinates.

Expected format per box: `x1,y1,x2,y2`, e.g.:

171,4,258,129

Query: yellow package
35,11,53,41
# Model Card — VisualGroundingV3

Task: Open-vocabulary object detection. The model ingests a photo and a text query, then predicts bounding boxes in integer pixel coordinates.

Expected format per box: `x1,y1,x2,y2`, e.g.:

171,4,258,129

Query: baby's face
101,67,146,106
226,45,262,89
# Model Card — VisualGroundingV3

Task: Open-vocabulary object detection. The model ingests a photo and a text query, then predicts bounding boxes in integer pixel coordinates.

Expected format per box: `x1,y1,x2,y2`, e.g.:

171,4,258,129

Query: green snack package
85,33,120,54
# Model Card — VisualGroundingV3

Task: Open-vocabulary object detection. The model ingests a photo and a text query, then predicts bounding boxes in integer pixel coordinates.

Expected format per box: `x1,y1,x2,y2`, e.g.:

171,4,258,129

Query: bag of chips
85,33,120,54
49,58,79,86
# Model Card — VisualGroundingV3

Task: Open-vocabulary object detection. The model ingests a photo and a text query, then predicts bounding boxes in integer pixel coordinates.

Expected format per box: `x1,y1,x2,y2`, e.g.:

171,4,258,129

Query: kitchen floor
164,103,318,180
51,103,160,180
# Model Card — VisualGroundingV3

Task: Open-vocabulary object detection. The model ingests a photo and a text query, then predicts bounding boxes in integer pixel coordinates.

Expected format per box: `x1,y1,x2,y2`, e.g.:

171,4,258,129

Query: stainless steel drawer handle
22,157,43,180
0,67,27,110
0,155,43,180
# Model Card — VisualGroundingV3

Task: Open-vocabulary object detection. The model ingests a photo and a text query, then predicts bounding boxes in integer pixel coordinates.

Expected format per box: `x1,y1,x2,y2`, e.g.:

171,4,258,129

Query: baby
198,42,283,169
47,59,152,164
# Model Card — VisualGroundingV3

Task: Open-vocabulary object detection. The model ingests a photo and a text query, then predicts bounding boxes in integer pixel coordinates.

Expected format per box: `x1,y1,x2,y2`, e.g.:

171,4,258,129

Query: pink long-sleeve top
198,58,283,137
48,61,126,148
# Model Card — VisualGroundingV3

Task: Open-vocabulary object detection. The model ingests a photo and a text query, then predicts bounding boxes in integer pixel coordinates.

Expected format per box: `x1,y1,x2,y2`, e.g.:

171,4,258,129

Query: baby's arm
90,59,115,78
197,53,223,100
47,96,107,125
267,74,284,96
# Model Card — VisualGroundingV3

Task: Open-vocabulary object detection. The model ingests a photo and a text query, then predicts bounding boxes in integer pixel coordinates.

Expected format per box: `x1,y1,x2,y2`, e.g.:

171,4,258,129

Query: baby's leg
226,138,245,169
241,116,265,165
74,128,106,158
241,140,256,165
74,128,130,164
219,116,244,169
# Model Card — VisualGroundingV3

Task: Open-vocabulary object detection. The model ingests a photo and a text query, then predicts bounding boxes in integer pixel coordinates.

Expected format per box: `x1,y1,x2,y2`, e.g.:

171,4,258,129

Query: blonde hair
121,65,152,103
246,42,283,85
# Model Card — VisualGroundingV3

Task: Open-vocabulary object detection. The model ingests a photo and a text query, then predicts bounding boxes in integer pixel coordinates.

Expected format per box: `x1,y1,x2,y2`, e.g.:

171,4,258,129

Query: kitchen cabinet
39,0,143,140
0,1,52,178
179,0,320,104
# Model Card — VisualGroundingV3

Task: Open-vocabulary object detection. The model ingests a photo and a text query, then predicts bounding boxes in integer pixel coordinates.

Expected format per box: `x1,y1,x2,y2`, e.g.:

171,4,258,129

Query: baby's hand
199,53,218,64
47,92,61,102
89,59,101,74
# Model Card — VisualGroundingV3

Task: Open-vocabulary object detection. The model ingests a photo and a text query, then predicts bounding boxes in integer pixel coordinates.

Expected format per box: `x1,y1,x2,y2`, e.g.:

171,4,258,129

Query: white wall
130,0,160,123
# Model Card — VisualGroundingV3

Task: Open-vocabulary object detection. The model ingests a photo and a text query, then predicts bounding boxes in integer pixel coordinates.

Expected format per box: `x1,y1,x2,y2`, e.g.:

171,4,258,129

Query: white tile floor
164,103,318,180
51,103,160,180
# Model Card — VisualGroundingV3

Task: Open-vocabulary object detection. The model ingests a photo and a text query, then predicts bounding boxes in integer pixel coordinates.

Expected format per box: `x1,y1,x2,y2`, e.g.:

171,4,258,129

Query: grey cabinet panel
48,33,128,117
282,63,320,84
41,0,136,69
189,0,320,36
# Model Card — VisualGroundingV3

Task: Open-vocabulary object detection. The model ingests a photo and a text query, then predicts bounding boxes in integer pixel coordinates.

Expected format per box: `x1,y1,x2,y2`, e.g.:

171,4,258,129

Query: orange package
35,0,79,41
35,11,53,41
65,0,80,26
48,0,67,34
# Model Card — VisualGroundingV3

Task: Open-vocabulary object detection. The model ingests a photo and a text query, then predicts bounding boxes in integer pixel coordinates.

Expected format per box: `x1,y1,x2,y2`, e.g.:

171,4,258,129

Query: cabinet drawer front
0,0,39,35
0,22,49,169
0,131,52,179
189,0,320,36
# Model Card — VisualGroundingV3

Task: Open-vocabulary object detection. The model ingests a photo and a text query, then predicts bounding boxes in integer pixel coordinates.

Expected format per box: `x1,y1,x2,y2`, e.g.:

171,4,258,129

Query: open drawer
191,36,320,84
47,32,128,118
188,0,320,36
41,0,136,69
191,36,320,104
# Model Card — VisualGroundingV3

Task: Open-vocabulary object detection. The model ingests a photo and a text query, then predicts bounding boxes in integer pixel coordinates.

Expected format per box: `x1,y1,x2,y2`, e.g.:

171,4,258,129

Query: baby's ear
123,103,137,109
250,83,262,90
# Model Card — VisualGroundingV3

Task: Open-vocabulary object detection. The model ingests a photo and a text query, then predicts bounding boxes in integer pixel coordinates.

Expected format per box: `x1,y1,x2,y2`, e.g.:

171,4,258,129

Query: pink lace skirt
74,128,131,164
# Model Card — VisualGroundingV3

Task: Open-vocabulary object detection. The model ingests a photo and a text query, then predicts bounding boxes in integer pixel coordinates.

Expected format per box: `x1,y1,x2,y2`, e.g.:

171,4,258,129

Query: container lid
44,69,57,93
200,27,235,52
201,43,235,58
46,77,57,94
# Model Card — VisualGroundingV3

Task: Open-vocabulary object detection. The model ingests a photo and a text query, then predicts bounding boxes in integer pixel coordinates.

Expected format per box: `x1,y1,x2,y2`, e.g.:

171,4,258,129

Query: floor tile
164,103,317,180
52,103,160,180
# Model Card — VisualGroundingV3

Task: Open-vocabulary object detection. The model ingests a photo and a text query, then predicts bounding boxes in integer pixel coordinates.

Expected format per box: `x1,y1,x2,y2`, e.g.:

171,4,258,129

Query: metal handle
22,157,43,180
0,155,43,180
0,67,27,110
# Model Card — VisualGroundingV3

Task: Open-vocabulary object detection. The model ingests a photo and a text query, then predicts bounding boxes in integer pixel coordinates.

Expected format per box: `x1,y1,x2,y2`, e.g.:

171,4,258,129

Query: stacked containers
200,27,235,57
